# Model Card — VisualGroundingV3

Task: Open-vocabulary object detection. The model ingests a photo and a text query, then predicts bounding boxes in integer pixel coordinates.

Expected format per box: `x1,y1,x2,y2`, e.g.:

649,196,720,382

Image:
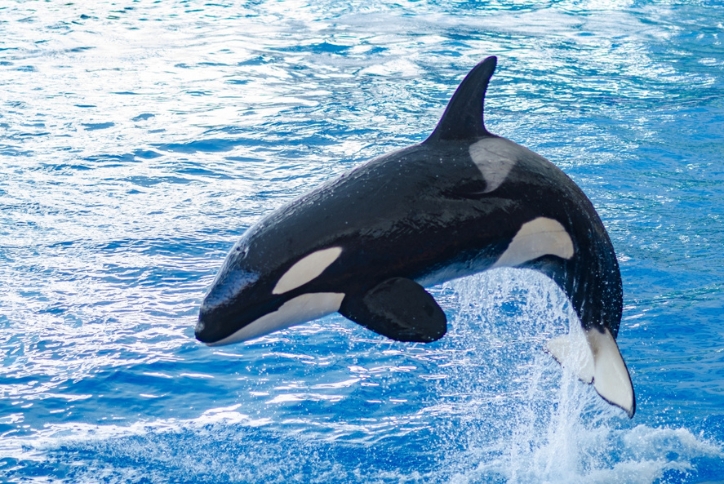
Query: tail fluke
547,327,636,418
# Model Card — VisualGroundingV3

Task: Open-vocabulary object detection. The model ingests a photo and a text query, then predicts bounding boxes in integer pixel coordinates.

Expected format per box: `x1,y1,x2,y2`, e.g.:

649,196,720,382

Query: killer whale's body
196,57,636,417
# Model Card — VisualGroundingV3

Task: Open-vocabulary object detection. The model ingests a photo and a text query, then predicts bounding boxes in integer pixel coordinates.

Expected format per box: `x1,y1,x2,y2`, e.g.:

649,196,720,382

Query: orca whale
196,56,636,417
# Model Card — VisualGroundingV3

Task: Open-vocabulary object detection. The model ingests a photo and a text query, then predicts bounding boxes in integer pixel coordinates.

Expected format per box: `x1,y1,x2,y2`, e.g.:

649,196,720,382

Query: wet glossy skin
196,135,621,344
196,56,622,346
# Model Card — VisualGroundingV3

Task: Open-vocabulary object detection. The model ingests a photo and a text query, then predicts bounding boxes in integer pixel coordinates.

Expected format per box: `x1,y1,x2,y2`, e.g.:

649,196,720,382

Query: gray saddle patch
468,137,518,193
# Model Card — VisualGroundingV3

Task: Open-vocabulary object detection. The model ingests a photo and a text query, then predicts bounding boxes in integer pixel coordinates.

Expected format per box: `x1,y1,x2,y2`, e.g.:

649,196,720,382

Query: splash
2,270,721,483
441,270,722,483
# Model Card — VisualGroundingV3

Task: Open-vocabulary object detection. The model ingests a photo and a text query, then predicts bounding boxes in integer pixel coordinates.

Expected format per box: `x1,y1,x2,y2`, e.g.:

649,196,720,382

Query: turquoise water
1,1,724,482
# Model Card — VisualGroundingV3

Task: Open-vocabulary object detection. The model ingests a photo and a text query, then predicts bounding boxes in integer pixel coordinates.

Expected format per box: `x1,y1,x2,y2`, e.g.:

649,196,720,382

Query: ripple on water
1,0,724,482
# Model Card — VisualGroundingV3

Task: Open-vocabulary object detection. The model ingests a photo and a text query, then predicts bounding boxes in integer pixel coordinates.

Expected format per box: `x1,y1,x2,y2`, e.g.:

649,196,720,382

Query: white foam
441,270,722,483
2,269,720,483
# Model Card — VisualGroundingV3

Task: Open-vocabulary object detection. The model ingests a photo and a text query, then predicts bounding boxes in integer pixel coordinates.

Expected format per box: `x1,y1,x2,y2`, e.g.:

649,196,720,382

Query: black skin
196,56,623,346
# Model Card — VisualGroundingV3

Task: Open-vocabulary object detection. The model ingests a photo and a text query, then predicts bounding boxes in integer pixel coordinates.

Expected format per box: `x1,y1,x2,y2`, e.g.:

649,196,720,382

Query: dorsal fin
425,56,497,143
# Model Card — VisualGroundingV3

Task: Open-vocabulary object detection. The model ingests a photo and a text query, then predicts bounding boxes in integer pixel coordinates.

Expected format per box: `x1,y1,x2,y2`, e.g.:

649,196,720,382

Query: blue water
1,1,723,482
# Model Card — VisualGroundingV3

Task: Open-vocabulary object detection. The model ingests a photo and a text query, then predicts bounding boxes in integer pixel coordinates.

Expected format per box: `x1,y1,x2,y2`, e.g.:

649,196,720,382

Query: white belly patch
208,292,345,346
493,217,574,268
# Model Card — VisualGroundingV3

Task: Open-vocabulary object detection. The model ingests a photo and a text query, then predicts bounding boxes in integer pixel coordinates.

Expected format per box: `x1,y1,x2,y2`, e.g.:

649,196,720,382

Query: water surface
1,1,723,482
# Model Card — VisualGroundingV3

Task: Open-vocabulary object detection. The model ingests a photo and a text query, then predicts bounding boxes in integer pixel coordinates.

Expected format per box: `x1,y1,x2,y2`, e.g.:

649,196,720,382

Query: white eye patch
272,247,343,295
493,217,574,268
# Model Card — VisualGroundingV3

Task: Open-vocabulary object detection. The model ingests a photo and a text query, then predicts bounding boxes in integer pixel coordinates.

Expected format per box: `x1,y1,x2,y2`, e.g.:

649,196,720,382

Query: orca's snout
195,306,219,344
195,297,253,345
196,266,261,345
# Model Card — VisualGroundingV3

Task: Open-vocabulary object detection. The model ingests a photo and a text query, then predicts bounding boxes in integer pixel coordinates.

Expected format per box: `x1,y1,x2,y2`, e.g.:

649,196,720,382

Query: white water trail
442,269,721,483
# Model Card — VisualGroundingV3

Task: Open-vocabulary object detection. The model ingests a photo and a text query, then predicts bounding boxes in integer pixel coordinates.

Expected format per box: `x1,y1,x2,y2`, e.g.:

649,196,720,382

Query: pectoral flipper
340,278,447,343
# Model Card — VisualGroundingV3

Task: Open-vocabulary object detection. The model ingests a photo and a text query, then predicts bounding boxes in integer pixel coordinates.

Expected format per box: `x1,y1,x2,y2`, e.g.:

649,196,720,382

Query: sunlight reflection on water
2,0,724,482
